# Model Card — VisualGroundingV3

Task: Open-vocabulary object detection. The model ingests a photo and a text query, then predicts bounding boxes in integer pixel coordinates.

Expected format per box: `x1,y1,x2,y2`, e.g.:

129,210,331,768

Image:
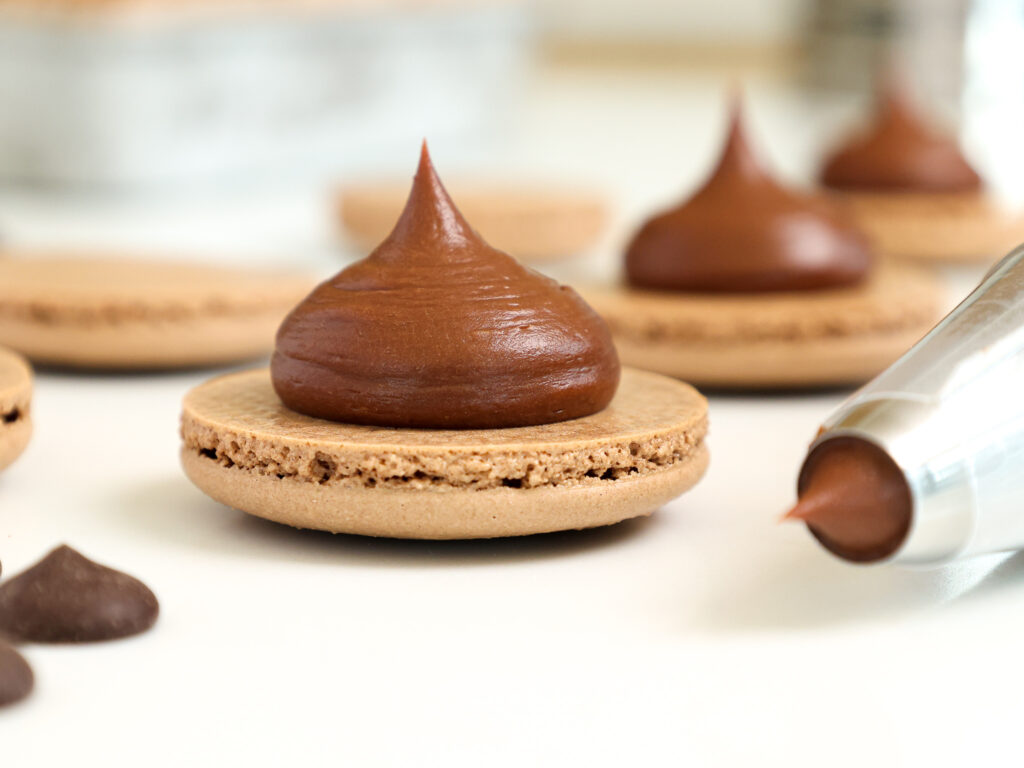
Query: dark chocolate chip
0,641,33,708
0,545,158,643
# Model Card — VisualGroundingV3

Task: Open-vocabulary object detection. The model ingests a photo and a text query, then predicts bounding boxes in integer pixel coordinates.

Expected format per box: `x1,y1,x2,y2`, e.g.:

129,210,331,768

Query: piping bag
787,244,1024,566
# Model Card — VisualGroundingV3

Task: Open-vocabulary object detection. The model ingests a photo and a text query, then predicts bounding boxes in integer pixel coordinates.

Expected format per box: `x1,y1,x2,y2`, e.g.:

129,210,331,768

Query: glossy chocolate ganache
820,79,982,193
626,102,872,293
272,144,621,429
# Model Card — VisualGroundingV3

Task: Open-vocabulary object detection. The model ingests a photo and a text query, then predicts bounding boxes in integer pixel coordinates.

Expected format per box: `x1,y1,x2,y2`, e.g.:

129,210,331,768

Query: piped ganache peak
272,145,621,429
821,81,981,193
626,105,872,293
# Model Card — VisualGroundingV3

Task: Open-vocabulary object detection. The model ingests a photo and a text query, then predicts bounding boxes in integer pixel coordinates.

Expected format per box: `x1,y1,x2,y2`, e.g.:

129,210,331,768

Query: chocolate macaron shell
626,102,872,293
0,641,33,708
273,144,621,429
581,261,945,388
835,192,1024,264
0,546,158,643
0,256,315,369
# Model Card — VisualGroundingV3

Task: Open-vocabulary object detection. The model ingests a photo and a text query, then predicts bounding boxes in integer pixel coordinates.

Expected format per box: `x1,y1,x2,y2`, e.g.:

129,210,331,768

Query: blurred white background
4,5,1024,765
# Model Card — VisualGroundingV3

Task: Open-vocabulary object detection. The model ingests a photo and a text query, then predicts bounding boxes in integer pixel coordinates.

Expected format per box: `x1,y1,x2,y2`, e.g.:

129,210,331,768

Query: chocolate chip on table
0,545,158,643
0,640,33,708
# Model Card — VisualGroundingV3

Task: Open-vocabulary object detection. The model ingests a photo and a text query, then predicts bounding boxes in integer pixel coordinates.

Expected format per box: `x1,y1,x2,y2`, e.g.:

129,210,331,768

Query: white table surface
2,65,1022,767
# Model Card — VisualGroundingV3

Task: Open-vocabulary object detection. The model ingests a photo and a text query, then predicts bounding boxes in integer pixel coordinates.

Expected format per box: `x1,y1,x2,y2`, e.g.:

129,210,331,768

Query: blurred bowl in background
0,0,530,191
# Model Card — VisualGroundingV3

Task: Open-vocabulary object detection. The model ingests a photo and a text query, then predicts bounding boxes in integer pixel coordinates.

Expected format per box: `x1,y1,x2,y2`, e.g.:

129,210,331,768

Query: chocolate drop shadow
113,475,657,568
691,535,1012,633
953,549,1024,603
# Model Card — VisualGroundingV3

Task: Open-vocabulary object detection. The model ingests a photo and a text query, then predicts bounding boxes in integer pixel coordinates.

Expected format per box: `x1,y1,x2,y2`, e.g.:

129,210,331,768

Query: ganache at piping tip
783,436,912,564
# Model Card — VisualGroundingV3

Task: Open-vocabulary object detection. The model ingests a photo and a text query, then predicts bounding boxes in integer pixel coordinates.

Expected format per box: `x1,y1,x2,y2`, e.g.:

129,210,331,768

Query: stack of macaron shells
819,79,1024,264
580,101,946,389
0,255,315,369
182,145,710,539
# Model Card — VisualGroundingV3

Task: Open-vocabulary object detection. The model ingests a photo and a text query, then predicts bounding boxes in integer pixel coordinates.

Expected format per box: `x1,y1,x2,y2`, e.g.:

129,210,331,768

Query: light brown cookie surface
181,367,709,539
580,263,945,389
339,180,608,262
838,191,1024,264
0,255,315,369
0,347,32,471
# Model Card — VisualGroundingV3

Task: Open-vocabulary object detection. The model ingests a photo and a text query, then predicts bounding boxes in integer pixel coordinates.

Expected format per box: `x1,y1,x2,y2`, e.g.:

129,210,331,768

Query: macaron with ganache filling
580,98,945,389
180,144,709,539
819,77,1024,264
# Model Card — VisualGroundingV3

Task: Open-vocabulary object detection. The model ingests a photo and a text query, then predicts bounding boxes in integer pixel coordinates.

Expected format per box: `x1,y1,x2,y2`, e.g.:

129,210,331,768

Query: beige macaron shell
181,367,709,539
0,255,316,368
339,181,608,262
838,191,1024,264
0,347,33,471
580,262,945,389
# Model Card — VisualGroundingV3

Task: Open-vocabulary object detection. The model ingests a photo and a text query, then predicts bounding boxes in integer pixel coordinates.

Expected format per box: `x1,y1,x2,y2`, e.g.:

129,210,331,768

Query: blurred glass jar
804,0,1024,197
0,0,530,190
804,0,968,104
